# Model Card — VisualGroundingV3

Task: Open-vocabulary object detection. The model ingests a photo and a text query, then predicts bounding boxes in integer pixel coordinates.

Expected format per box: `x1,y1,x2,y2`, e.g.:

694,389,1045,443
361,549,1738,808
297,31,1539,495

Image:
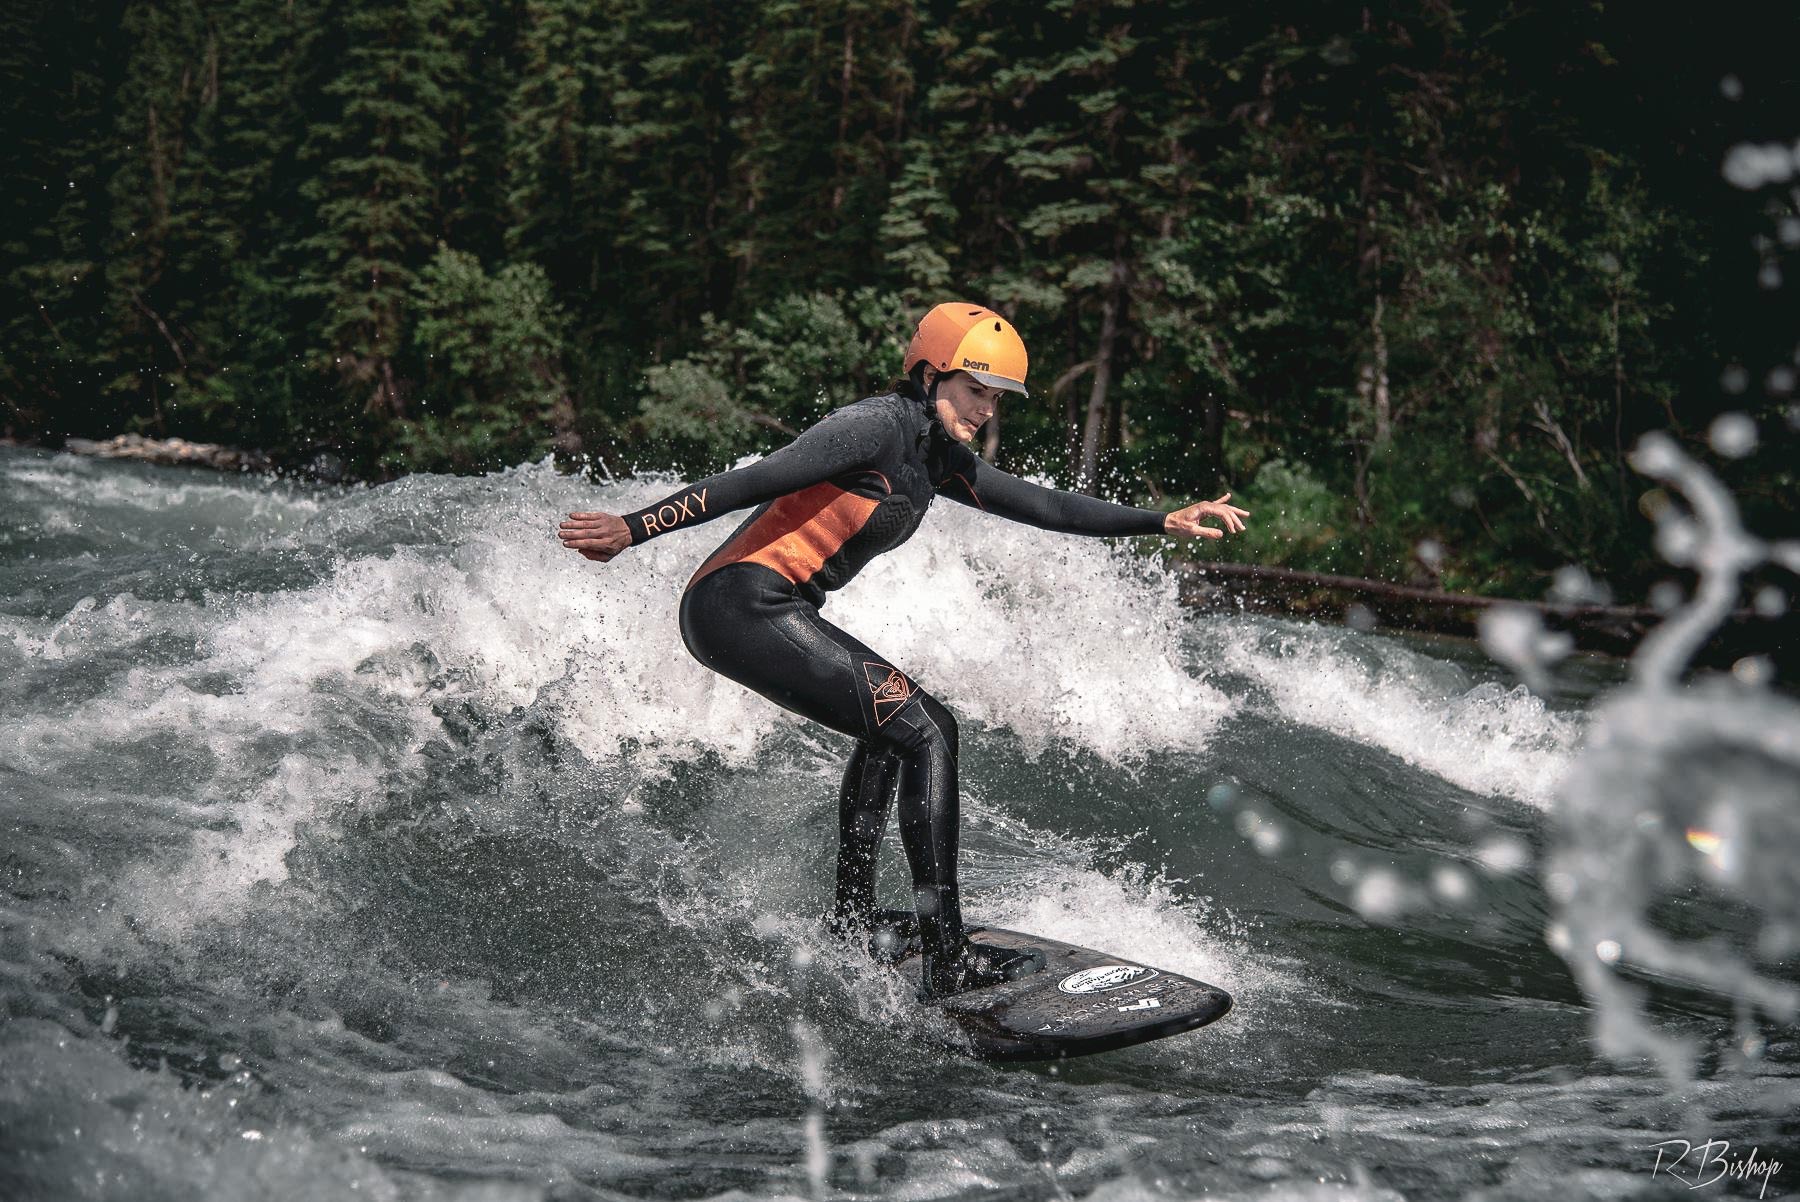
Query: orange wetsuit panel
687,481,880,591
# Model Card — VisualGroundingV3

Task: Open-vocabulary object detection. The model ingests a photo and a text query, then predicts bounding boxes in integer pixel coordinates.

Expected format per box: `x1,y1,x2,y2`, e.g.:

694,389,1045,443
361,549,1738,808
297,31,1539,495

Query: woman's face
923,368,1002,443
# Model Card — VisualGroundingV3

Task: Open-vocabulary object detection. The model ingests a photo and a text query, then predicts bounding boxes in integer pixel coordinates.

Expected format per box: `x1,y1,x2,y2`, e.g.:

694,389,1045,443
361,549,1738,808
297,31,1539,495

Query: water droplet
1251,820,1286,857
1649,580,1683,613
1351,869,1406,920
1551,564,1611,606
1477,836,1530,875
1655,513,1702,565
1721,141,1797,190
1731,656,1773,686
1709,413,1758,457
1431,864,1473,903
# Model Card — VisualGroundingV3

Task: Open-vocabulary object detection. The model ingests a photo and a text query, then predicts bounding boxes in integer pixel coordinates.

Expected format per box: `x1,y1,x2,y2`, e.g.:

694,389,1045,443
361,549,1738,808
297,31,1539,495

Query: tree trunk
1359,289,1390,444
1079,258,1128,494
1062,306,1082,470
831,17,855,212
1200,391,1224,492
1612,291,1627,518
1351,151,1386,554
537,361,583,459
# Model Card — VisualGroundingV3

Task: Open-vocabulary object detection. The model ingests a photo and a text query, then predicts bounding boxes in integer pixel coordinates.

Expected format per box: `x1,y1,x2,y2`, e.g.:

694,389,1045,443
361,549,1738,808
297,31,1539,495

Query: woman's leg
832,741,900,927
680,565,1041,996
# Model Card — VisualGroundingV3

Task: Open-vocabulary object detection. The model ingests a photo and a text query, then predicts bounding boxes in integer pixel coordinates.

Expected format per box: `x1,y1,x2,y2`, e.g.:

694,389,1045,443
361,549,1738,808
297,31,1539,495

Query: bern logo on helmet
1057,965,1159,995
961,358,990,372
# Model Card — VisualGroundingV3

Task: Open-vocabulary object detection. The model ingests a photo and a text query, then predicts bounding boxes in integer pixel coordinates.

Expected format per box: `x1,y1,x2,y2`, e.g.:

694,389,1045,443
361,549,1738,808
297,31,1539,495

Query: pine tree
1,0,130,438
296,0,470,424
101,0,221,431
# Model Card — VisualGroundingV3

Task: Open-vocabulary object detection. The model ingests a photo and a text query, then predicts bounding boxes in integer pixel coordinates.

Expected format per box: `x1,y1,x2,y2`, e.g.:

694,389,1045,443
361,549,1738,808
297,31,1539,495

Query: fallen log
62,433,271,473
1172,558,1784,667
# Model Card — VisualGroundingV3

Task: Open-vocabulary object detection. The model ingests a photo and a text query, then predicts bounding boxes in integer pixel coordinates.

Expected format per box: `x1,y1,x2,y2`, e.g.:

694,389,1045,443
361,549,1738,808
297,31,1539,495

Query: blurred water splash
1545,431,1800,1084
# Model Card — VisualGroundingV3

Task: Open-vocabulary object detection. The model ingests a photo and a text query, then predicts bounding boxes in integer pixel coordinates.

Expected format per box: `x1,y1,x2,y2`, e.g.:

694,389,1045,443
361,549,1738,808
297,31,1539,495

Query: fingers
1189,499,1249,533
558,510,628,561
1193,506,1244,534
560,534,631,556
560,512,623,529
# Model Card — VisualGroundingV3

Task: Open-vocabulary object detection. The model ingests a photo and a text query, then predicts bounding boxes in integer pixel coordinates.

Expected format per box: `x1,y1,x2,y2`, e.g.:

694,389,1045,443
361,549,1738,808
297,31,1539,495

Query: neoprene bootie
918,939,1046,1000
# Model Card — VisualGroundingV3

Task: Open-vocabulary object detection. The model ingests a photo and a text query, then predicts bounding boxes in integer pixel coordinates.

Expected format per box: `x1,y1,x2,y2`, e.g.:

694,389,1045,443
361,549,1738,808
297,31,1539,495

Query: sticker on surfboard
1057,965,1160,995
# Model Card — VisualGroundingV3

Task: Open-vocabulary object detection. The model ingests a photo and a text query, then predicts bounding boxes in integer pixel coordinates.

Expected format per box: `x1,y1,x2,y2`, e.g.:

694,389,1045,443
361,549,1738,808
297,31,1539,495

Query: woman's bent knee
879,689,958,761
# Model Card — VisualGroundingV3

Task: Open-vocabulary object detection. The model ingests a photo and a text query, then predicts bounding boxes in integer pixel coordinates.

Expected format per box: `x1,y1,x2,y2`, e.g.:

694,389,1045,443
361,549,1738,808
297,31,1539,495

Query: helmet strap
923,368,954,438
907,362,943,414
906,363,957,441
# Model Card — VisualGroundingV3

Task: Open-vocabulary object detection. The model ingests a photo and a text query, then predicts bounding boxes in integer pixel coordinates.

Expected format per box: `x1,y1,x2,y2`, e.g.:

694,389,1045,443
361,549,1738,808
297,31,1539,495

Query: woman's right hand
558,512,633,563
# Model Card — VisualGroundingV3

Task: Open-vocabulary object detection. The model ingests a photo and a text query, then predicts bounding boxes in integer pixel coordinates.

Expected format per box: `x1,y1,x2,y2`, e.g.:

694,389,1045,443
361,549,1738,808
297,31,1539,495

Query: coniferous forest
4,0,1795,598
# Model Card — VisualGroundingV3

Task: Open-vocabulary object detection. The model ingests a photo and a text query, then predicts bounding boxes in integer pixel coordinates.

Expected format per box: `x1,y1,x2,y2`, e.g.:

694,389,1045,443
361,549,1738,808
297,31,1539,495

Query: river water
1,444,1794,1201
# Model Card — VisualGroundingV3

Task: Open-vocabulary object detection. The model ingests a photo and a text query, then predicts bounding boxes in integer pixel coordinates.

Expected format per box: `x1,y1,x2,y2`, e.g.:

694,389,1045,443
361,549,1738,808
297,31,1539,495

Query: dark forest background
3,0,1796,599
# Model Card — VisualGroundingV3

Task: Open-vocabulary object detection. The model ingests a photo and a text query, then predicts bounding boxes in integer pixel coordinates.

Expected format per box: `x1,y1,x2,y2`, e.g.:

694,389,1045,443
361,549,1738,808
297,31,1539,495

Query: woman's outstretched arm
937,451,1247,540
559,402,900,562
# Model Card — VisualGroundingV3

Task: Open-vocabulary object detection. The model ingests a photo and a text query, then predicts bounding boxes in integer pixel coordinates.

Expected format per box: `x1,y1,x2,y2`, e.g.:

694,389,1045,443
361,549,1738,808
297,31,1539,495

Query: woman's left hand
1164,493,1250,540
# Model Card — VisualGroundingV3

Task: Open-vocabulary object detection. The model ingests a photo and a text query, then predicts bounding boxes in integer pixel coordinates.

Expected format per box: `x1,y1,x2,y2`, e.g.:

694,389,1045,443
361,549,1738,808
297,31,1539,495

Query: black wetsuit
622,383,1166,994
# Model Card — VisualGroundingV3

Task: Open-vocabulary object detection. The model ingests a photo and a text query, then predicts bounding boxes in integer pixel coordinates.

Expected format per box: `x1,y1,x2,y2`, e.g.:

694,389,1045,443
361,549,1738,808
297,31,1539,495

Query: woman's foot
919,939,1046,1000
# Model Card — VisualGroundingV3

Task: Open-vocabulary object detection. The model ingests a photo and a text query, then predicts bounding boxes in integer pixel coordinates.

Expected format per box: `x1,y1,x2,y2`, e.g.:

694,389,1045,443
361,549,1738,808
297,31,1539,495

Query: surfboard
892,925,1233,1061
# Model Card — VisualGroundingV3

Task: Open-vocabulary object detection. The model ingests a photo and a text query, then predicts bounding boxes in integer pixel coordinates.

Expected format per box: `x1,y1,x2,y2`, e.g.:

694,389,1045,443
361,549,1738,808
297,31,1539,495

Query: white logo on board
1057,965,1158,995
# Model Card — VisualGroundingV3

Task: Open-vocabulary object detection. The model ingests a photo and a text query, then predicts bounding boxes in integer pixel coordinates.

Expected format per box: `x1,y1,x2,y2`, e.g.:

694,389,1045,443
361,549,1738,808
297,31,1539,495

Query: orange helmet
903,303,1030,396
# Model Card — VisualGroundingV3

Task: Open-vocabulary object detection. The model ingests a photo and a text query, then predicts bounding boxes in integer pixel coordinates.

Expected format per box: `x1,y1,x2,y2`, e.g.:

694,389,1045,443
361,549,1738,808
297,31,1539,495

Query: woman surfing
558,303,1249,999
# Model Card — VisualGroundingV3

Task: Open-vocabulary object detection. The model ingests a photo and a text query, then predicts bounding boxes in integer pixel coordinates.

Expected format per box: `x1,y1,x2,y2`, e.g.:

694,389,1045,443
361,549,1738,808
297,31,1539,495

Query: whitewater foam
1216,620,1585,808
